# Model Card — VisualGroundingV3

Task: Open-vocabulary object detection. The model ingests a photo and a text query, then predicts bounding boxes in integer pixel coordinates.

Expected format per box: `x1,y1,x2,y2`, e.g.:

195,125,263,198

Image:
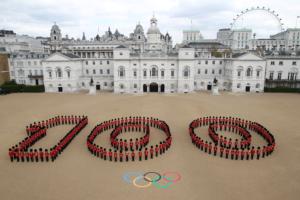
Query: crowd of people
8,115,88,162
189,116,276,160
87,116,172,162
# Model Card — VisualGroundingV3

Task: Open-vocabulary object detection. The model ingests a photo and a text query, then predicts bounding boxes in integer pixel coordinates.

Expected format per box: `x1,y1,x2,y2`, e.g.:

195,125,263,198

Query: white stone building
7,16,300,93
9,52,47,85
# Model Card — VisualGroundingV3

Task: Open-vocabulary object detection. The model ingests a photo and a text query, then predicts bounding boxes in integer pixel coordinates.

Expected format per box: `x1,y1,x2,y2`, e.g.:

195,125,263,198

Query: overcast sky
0,0,299,43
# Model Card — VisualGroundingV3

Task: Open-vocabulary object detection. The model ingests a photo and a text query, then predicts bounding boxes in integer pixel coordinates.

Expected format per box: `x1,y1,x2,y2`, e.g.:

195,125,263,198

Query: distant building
6,16,300,93
0,53,10,85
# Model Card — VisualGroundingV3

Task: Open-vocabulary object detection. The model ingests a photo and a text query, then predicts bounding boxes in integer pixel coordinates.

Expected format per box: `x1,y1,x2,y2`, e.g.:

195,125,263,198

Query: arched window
246,67,253,77
56,68,62,78
183,66,190,78
119,66,125,77
65,67,71,78
151,66,158,77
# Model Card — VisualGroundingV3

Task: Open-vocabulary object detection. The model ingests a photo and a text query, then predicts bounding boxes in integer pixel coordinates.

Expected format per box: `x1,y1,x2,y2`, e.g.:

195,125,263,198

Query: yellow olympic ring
133,176,152,188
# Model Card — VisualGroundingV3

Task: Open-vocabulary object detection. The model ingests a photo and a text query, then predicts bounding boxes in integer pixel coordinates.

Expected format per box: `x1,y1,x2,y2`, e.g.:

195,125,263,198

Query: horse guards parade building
1,15,300,93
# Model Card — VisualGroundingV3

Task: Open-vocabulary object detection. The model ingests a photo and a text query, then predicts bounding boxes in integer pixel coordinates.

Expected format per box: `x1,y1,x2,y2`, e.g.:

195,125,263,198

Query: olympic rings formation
189,116,276,160
123,171,181,189
87,116,172,162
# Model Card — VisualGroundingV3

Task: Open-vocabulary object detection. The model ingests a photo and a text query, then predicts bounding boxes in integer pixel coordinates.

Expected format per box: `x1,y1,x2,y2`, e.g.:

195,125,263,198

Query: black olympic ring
143,172,162,182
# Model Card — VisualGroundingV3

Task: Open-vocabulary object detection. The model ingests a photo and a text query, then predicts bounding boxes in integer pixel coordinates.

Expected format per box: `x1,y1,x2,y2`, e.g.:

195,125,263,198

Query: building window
133,70,137,77
205,61,208,65
198,69,201,74
82,82,85,87
237,83,241,88
100,69,103,74
143,70,147,77
93,61,95,65
104,82,107,86
279,61,283,65
107,61,110,64
270,61,275,65
107,69,110,74
93,69,96,74
86,61,88,65
212,69,215,74
238,71,241,77
269,72,274,80
246,68,253,77
288,72,298,80
219,61,223,65
183,67,190,78
67,71,70,78
171,70,175,77
100,61,102,65
48,71,52,78
292,61,297,65
219,69,222,75
134,84,137,89
119,66,125,77
256,83,260,89
56,68,62,78
161,70,164,77
212,61,215,65
119,52,123,56
205,69,208,74
86,69,89,75
256,70,260,77
151,67,158,77
277,72,282,80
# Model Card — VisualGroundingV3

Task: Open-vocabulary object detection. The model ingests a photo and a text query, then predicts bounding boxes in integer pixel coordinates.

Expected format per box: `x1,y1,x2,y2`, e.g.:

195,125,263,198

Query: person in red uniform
240,148,245,160
39,148,44,162
125,151,129,162
135,139,139,150
131,150,135,161
204,141,208,153
8,148,14,162
119,151,123,162
235,148,239,160
144,148,148,160
230,148,235,160
45,149,49,162
256,147,261,160
109,149,113,161
208,142,212,154
130,139,134,151
155,145,159,157
150,146,154,159
213,145,218,156
138,150,142,161
225,148,230,159
250,147,255,160
220,146,224,158
114,150,118,162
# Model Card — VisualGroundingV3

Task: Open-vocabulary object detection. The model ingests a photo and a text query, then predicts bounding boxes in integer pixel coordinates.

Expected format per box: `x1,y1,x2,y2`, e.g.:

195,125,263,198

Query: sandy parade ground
0,91,300,200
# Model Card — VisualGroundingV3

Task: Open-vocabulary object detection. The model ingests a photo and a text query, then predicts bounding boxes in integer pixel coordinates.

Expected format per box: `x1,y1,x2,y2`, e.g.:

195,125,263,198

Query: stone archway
149,83,158,92
160,84,165,93
143,84,147,92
